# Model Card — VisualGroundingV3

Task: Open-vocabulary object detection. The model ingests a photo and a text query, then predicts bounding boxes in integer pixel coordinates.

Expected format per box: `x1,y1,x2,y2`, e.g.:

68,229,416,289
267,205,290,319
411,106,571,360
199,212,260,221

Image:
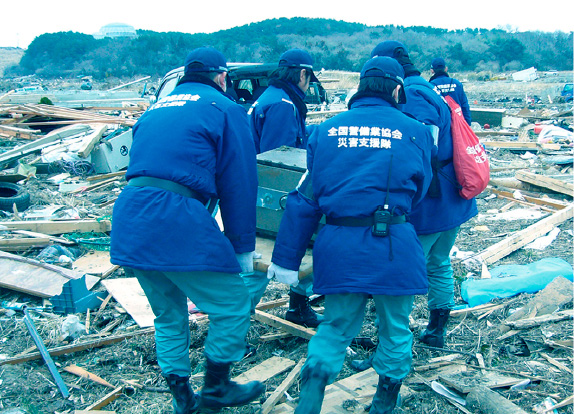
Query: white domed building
93,23,137,40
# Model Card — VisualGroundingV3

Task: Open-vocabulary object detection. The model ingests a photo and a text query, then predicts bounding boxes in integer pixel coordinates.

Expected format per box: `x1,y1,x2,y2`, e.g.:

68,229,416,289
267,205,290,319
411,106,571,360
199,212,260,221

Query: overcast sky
3,0,572,49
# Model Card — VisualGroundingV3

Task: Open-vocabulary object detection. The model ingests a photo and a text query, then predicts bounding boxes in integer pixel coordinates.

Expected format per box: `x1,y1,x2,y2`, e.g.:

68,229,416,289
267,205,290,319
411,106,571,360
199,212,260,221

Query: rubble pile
0,72,572,414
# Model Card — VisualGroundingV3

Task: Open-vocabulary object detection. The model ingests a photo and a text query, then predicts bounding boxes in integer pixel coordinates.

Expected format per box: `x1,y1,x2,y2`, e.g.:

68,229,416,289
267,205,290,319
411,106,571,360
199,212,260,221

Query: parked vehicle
561,83,573,102
152,63,328,109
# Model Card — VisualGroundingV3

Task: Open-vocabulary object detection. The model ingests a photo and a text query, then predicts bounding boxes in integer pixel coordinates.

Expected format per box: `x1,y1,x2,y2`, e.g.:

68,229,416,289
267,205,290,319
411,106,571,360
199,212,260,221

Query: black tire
0,182,31,212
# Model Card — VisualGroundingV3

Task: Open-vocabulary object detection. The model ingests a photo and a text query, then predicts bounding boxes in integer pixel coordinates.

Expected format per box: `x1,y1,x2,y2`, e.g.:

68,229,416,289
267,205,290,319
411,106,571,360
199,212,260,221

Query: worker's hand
267,263,299,287
235,251,255,274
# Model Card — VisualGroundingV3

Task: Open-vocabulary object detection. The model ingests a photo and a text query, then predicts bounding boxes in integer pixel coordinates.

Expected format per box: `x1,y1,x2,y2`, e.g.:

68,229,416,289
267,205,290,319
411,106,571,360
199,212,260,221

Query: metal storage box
90,129,132,173
256,147,306,236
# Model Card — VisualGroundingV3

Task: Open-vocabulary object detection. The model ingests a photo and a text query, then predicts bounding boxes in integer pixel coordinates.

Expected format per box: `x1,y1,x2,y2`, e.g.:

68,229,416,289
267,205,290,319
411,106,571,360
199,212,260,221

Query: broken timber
478,203,573,265
2,219,111,235
260,358,305,414
253,310,316,340
490,188,569,211
467,385,528,414
504,309,574,329
515,170,574,197
0,327,155,366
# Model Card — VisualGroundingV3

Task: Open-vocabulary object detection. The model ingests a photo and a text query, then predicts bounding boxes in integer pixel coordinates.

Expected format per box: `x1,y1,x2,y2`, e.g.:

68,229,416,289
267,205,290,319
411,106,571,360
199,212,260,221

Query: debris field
0,70,572,414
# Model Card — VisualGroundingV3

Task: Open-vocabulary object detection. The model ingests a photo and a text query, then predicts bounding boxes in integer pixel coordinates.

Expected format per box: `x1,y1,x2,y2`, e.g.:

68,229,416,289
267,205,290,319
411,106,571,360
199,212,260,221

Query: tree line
6,17,573,80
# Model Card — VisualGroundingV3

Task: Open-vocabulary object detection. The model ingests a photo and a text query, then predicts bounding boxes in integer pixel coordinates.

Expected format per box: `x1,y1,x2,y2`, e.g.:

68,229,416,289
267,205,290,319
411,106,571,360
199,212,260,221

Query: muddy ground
0,72,572,414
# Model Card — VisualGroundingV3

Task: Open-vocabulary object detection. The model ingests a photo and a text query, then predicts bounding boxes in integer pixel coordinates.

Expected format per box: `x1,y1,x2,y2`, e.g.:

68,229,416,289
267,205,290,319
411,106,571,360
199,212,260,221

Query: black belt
128,176,204,201
326,214,406,227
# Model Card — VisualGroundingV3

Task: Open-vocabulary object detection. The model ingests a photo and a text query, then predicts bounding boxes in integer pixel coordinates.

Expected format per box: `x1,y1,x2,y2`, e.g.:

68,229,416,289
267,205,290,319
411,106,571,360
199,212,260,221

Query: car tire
0,182,31,212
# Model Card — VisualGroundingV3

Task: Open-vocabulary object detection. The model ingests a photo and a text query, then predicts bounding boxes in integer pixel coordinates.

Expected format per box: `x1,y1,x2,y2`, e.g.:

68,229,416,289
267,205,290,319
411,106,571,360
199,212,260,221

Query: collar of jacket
348,91,399,109
430,72,450,82
176,73,236,101
269,78,308,121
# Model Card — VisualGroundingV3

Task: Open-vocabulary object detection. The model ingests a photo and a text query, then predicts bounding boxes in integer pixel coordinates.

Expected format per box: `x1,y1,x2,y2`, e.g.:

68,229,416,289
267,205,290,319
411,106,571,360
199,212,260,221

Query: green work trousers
131,268,251,377
304,293,414,383
417,227,459,310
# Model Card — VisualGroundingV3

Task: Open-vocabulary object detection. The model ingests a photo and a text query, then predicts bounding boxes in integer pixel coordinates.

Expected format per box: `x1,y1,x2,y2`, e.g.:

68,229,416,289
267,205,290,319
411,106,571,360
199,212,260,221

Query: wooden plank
69,177,119,194
259,332,293,342
86,171,126,182
0,250,100,298
254,236,313,280
467,385,529,414
540,353,573,374
491,188,569,210
0,124,91,165
233,356,295,384
272,368,381,413
482,141,537,150
255,297,289,311
0,327,155,365
0,236,51,249
0,124,40,139
504,309,574,329
77,125,107,158
2,219,112,235
253,310,316,340
542,395,573,413
101,278,154,328
478,203,574,265
84,386,124,411
439,370,523,394
12,229,76,245
73,250,118,277
261,358,305,414
515,170,574,196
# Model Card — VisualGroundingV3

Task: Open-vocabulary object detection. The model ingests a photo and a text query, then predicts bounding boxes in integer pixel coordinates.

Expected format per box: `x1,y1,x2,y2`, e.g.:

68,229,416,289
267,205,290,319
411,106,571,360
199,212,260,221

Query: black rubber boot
164,374,199,414
350,353,374,372
419,308,451,348
369,376,402,414
294,364,329,414
285,290,324,328
199,358,264,411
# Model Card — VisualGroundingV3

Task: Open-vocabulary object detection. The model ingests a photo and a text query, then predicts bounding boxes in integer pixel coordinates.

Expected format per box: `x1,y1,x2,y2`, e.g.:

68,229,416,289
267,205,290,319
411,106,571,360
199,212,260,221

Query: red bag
444,95,490,199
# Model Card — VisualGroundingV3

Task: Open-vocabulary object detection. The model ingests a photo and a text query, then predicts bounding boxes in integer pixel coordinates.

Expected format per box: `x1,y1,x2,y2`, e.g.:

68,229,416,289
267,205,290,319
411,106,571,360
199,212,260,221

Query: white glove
236,251,255,274
267,263,299,287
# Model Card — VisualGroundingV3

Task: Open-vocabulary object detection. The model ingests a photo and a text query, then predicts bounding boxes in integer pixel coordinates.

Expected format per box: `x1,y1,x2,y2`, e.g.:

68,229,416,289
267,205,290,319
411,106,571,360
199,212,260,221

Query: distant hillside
4,18,573,80
0,47,24,77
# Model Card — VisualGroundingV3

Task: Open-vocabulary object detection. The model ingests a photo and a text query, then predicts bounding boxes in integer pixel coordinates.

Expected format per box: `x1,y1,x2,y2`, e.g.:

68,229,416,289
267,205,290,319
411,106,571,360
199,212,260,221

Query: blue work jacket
402,76,478,235
430,73,472,124
272,97,433,296
248,85,307,153
110,81,258,273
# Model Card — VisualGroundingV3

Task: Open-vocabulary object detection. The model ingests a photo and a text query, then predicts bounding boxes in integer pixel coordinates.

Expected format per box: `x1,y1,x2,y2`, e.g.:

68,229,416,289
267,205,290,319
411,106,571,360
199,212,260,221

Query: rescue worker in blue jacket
372,41,478,349
246,48,324,328
110,47,264,414
267,56,434,414
429,57,472,125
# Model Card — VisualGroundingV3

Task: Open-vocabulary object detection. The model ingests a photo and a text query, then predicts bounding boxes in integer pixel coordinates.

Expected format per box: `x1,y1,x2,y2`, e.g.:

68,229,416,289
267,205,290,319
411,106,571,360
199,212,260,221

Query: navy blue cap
360,57,405,83
371,40,409,59
278,49,319,83
431,57,446,70
360,57,406,104
184,47,228,74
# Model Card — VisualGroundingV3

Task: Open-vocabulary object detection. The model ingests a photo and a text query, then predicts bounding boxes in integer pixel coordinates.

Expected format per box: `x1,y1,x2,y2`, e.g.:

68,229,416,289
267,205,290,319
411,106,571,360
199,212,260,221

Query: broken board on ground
73,250,119,278
101,278,154,328
271,368,383,413
0,250,100,298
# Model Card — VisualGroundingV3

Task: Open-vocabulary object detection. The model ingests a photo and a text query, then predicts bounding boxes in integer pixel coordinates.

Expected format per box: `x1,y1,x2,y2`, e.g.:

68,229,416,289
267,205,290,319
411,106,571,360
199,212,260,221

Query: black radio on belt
372,206,391,237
